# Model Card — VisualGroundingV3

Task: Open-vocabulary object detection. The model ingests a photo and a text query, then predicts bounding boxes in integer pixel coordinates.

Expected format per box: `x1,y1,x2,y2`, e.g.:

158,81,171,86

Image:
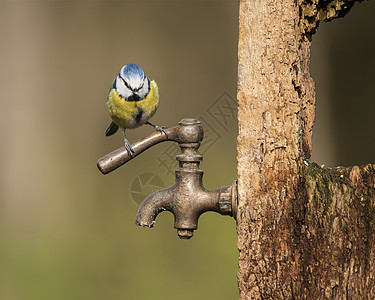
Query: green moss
300,158,375,232
301,159,340,217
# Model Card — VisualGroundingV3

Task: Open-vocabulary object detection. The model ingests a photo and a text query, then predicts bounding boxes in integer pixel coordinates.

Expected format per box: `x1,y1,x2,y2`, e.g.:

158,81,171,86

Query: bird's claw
146,121,168,138
124,140,135,158
155,125,168,138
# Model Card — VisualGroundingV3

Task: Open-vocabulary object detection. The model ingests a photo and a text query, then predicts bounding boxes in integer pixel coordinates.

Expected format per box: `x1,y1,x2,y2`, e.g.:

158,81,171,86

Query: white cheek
137,83,149,99
116,78,132,99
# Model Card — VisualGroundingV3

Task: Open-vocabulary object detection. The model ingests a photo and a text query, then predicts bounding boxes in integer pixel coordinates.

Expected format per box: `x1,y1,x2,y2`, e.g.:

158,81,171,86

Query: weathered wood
236,0,373,298
297,161,375,298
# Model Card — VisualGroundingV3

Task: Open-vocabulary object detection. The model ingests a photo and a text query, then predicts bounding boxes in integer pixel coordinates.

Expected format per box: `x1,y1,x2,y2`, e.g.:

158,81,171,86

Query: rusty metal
97,118,237,239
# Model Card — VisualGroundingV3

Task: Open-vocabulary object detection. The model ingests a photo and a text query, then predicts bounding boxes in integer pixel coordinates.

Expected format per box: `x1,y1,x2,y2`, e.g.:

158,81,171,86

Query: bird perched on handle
105,63,166,156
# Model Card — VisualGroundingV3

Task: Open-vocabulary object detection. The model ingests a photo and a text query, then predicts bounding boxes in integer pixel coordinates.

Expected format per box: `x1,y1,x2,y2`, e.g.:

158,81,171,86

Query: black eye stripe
119,75,145,92
119,75,132,91
133,81,144,92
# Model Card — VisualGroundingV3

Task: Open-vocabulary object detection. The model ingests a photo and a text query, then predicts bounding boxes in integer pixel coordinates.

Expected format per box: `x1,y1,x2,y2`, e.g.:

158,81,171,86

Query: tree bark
236,0,374,298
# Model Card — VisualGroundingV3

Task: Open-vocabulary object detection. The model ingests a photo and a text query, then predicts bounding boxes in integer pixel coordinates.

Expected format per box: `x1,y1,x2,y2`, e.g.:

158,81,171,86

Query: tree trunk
236,0,374,298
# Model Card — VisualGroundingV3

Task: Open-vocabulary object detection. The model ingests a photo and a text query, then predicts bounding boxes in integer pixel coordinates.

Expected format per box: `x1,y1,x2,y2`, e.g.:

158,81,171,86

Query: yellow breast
107,80,159,129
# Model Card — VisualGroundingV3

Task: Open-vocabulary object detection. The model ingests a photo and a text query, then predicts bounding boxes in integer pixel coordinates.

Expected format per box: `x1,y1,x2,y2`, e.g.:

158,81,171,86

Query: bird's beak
127,94,140,102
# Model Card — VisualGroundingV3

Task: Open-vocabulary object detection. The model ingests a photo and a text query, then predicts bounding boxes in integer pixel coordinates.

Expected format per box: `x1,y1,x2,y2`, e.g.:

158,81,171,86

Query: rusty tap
97,118,237,239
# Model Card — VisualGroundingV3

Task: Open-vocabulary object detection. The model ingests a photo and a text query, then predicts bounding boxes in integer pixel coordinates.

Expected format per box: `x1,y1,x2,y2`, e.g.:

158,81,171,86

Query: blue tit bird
105,63,166,156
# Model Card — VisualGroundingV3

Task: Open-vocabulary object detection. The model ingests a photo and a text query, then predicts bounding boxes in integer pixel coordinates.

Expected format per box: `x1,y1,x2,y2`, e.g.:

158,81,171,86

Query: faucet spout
135,187,175,228
135,167,237,239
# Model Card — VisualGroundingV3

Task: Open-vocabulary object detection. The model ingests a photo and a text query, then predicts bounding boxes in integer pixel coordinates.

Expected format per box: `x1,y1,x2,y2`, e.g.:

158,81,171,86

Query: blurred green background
0,1,373,299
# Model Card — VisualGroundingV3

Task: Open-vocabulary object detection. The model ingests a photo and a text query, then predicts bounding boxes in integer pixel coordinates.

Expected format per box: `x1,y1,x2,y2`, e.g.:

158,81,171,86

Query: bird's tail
105,121,119,136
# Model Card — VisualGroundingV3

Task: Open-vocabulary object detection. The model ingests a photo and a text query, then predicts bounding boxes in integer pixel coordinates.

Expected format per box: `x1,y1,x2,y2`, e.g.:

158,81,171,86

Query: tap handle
97,127,178,174
97,118,203,174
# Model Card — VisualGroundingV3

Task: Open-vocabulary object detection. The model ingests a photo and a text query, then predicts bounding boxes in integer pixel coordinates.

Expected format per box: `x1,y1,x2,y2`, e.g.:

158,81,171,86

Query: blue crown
120,63,145,81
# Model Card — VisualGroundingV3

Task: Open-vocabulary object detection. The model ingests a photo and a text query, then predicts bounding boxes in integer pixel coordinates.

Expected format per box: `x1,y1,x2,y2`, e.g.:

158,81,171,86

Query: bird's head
115,63,150,101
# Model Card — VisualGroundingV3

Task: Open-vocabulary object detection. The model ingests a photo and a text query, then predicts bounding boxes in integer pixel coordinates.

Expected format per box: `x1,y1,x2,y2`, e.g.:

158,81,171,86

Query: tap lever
97,118,203,174
97,127,177,174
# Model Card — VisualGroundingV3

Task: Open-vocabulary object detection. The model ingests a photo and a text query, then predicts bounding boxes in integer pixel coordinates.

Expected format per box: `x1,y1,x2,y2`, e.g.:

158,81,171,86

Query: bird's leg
146,121,168,138
122,129,135,157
